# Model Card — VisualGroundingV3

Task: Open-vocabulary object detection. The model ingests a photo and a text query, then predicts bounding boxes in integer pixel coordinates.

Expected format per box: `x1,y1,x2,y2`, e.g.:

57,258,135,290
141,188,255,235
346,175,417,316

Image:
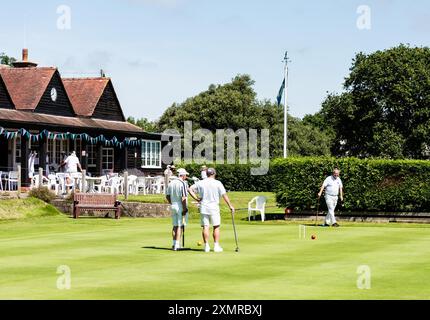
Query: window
47,137,69,166
141,140,161,168
87,145,97,169
15,135,21,168
102,148,114,171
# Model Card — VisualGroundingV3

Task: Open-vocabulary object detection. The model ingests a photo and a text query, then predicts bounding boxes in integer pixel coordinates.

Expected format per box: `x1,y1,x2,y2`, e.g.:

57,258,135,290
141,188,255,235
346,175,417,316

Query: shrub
180,157,430,212
180,163,274,192
273,157,430,213
28,187,56,204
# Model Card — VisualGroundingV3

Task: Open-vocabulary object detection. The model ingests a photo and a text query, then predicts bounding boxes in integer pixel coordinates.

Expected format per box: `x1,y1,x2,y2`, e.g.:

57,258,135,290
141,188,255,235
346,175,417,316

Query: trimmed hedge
182,157,430,212
181,163,273,192
274,157,430,212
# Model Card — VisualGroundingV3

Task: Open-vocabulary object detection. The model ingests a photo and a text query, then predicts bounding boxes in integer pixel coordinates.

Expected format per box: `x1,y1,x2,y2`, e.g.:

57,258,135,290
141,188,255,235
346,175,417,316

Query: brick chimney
12,48,38,68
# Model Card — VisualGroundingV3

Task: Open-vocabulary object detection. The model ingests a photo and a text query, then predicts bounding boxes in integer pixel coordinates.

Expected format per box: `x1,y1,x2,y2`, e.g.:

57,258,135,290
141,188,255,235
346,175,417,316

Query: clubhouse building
0,49,166,185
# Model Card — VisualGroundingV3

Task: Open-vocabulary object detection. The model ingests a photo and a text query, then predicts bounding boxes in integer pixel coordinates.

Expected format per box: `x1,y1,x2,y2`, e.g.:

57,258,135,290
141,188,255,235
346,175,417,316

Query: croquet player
189,168,234,253
318,168,344,227
166,168,189,251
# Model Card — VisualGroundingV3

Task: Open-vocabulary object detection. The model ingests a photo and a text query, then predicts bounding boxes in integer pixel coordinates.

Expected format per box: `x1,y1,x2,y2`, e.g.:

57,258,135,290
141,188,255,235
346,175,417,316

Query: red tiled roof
63,78,110,117
0,67,56,110
0,108,152,136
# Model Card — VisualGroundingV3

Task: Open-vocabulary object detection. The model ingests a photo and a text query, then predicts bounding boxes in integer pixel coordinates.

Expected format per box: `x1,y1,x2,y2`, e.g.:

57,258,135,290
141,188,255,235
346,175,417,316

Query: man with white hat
166,168,189,251
189,168,234,253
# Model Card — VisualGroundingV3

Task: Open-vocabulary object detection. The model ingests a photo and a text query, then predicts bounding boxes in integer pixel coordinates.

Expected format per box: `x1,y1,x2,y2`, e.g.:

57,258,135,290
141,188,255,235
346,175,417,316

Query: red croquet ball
311,235,317,240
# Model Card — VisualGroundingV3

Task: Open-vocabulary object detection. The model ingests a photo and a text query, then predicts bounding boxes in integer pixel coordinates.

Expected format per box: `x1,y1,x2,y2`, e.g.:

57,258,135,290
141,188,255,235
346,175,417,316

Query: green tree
320,44,430,159
157,74,332,158
0,52,16,66
127,116,157,133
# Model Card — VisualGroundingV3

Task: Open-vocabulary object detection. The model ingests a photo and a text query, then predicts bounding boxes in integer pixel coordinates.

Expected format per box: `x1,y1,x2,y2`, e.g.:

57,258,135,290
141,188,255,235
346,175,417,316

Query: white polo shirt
191,178,226,215
323,176,343,196
166,179,188,206
64,155,80,173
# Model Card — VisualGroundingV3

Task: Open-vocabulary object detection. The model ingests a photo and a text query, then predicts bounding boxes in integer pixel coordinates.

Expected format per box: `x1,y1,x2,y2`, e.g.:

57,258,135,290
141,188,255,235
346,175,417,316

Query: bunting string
0,126,140,149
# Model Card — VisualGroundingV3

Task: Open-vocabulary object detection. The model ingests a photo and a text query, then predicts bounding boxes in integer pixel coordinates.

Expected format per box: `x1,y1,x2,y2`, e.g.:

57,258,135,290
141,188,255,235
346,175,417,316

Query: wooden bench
73,193,121,219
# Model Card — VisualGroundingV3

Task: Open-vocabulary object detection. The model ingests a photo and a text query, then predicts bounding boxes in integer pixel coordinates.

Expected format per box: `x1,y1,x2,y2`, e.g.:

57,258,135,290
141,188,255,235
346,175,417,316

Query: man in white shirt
166,168,189,251
189,168,235,253
62,151,82,188
63,151,82,174
318,168,344,227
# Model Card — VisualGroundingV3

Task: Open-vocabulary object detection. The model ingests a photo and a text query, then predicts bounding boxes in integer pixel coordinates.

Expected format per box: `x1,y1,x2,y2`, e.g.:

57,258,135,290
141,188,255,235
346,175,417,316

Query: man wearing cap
166,168,189,251
318,168,344,227
189,168,234,253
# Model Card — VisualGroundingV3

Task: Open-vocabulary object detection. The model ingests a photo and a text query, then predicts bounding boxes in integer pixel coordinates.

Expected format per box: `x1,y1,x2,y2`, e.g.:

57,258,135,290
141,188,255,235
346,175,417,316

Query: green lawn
120,192,284,220
0,212,429,299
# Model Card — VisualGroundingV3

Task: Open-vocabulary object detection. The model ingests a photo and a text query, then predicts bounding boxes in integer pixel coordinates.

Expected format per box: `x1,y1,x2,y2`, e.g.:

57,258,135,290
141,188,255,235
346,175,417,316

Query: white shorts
200,213,221,227
171,204,187,227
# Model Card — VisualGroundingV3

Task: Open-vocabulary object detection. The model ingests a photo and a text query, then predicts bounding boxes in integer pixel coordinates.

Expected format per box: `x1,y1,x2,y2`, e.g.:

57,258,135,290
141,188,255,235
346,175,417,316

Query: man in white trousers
318,168,344,227
166,168,189,251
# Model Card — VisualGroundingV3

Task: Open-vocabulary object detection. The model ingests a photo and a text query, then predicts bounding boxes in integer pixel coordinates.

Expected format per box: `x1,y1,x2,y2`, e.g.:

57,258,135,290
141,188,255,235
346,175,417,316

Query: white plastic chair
7,171,19,191
93,176,108,193
151,176,165,194
48,174,59,194
30,175,49,189
127,175,137,194
248,196,267,222
135,177,146,195
56,173,66,194
105,176,122,194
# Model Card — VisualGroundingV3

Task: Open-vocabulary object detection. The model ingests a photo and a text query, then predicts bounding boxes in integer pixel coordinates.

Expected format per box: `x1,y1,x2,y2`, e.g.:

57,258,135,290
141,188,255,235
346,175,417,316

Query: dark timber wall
92,81,125,122
34,71,75,117
0,76,14,109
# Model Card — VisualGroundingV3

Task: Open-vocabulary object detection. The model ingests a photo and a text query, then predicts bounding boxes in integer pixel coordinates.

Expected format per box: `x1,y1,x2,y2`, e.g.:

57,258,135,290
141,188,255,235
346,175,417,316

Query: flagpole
283,52,289,158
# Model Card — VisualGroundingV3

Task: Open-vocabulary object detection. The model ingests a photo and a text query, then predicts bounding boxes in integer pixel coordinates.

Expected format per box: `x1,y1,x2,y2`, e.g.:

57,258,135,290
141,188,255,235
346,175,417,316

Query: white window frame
47,137,69,166
102,147,114,171
141,140,161,169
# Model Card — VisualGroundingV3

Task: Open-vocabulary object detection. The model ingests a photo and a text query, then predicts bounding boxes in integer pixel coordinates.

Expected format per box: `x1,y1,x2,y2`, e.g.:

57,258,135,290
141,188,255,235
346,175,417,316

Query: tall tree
127,116,157,133
321,44,430,159
157,74,332,158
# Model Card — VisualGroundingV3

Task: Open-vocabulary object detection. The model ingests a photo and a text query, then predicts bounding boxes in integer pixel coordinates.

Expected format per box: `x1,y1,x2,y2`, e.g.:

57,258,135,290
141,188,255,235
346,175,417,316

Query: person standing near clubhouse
164,165,176,193
63,151,82,174
318,168,344,227
166,168,189,251
189,168,234,253
200,165,208,180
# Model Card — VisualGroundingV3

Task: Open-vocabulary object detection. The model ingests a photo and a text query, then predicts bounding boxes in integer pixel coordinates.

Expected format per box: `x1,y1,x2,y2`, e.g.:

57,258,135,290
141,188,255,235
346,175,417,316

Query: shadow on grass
142,246,203,252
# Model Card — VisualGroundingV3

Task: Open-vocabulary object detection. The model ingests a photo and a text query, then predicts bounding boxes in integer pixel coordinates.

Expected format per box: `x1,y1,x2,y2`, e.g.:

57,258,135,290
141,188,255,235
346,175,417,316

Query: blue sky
0,0,429,120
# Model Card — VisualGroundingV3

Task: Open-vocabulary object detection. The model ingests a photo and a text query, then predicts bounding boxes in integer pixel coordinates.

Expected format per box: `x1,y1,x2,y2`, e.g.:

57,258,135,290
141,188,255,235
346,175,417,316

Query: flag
277,78,285,107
